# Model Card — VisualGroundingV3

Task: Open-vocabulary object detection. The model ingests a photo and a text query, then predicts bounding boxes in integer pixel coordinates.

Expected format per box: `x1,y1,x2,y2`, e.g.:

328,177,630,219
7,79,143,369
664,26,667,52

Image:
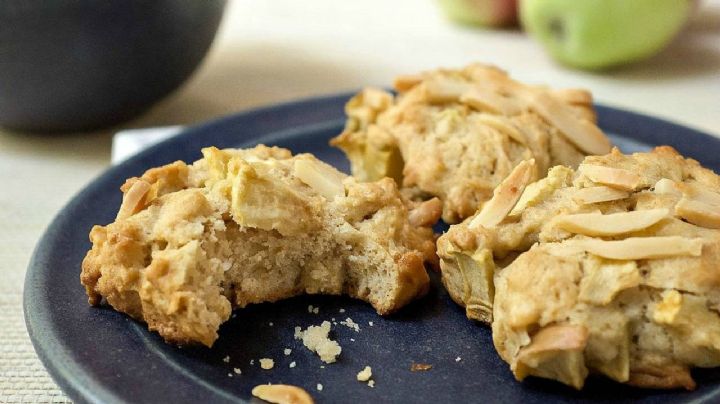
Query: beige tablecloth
2,0,719,401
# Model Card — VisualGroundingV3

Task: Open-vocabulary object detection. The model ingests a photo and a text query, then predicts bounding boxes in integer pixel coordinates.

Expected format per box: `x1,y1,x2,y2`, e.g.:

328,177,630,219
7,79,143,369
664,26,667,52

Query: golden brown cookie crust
439,146,720,389
81,145,436,346
332,64,611,223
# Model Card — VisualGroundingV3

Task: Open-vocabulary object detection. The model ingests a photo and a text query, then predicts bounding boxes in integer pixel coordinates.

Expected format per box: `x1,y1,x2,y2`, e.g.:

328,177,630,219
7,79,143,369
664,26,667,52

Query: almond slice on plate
460,87,523,116
675,197,720,229
469,159,536,229
476,114,526,145
252,384,314,404
567,236,703,260
116,179,152,220
554,209,668,236
572,186,630,205
528,92,611,156
579,164,640,191
294,158,346,200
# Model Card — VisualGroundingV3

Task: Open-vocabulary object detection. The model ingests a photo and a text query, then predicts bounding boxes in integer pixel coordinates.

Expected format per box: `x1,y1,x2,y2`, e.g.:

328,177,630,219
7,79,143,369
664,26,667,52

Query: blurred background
1,0,719,401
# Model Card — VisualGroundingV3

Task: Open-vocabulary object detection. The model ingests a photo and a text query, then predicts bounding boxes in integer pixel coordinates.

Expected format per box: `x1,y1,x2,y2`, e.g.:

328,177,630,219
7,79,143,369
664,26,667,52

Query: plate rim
23,92,720,404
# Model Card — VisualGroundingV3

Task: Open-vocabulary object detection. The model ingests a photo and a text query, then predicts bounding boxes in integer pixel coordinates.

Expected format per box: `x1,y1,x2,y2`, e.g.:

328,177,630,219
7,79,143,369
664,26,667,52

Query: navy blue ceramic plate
25,93,720,403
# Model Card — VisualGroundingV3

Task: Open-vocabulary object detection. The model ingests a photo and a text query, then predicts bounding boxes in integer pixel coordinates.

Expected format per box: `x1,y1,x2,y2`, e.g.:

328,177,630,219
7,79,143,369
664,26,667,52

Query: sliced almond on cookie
469,159,536,229
549,88,593,106
664,181,720,228
408,197,442,227
460,87,523,116
675,198,720,229
567,236,703,260
572,186,630,205
116,179,152,220
528,92,611,156
476,114,527,145
423,77,471,103
554,209,668,237
511,166,574,216
683,186,720,207
393,74,423,92
653,178,682,196
294,158,346,200
579,165,640,191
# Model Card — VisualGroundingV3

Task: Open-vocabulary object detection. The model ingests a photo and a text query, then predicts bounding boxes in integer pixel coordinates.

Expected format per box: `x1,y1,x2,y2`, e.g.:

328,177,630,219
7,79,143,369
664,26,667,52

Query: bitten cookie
331,64,611,223
81,145,438,346
438,146,720,389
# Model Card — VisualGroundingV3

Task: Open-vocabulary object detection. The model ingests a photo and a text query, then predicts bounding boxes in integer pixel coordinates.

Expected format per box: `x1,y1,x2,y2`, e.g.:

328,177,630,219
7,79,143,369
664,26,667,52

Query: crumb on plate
260,358,274,370
357,366,372,382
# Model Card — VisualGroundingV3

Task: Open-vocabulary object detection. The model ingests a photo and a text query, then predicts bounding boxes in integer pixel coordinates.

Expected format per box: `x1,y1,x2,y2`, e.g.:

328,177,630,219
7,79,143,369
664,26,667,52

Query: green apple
438,0,518,27
520,0,693,69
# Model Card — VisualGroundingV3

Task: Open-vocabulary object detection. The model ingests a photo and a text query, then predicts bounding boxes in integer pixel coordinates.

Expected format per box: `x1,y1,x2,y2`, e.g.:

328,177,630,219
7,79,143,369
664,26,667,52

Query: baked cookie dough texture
438,147,720,390
81,146,438,347
332,64,611,224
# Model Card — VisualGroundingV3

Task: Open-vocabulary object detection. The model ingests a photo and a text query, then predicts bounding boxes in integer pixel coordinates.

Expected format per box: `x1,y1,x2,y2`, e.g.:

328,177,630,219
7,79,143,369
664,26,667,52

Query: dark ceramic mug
0,0,226,132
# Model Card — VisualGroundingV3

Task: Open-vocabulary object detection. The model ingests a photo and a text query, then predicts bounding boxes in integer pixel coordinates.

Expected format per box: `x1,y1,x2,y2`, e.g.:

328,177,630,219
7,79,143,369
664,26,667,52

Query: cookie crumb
250,359,255,365
340,317,360,332
284,348,292,356
296,321,342,363
411,363,432,372
455,357,462,362
350,338,355,342
356,366,372,382
368,380,375,388
368,321,374,327
227,373,233,377
308,305,314,313
320,365,325,369
316,383,323,391
289,361,297,368
313,307,319,314
339,308,346,313
260,358,275,370
233,368,242,375
222,355,230,363
269,322,274,327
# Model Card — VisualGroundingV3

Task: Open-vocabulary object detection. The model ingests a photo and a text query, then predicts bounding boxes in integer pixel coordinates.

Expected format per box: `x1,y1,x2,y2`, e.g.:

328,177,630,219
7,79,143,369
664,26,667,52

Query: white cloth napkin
111,126,184,165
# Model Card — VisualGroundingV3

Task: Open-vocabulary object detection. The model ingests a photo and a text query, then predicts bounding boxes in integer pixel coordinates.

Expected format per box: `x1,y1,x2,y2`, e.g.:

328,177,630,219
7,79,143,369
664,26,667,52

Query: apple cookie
438,146,720,389
331,64,611,224
81,145,438,346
